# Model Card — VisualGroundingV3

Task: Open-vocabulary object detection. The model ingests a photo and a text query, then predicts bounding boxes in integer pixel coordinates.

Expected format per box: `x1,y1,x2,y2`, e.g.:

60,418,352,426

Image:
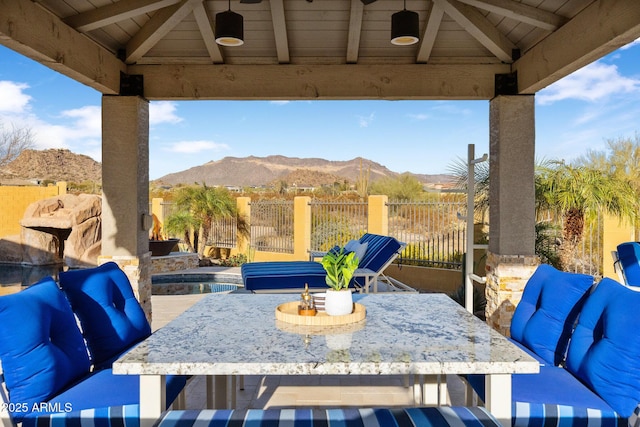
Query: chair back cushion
357,233,402,271
0,278,91,420
565,278,640,417
510,264,593,366
617,242,640,286
59,262,151,367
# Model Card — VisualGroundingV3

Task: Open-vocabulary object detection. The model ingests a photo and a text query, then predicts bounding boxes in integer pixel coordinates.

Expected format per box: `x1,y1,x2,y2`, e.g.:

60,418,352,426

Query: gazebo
1,0,638,330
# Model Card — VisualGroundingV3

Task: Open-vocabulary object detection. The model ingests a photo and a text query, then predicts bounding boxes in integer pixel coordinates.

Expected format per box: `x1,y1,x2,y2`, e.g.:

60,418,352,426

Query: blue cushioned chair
0,278,91,423
59,262,151,368
510,264,594,366
241,233,411,292
565,278,640,418
615,242,640,287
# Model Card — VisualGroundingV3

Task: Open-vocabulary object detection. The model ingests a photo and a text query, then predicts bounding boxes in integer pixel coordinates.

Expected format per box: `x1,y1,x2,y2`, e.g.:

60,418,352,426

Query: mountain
0,149,102,184
154,155,452,187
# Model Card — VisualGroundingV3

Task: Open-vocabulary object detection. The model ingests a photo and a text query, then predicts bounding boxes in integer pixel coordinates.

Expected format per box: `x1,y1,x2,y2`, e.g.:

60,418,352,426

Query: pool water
151,282,239,295
0,264,63,295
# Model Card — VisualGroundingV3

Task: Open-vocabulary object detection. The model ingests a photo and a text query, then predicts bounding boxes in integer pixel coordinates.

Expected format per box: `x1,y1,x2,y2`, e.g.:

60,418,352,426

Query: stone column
99,95,153,322
486,95,539,335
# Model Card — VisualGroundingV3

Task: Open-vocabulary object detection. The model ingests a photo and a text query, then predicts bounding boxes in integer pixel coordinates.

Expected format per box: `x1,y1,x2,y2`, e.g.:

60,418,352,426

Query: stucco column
99,95,153,322
486,95,539,335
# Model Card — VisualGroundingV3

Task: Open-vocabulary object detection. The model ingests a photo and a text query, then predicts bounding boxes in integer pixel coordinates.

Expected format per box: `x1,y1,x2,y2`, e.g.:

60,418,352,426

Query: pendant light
215,0,244,47
391,0,419,46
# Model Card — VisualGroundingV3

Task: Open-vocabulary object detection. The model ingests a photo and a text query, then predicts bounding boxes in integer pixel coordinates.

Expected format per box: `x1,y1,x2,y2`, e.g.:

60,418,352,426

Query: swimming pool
0,263,63,295
151,272,244,295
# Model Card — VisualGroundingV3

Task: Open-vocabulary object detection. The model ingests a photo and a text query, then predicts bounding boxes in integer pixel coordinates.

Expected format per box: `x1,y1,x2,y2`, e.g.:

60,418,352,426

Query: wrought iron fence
388,200,467,269
536,211,603,277
208,216,237,248
249,199,294,253
309,200,368,251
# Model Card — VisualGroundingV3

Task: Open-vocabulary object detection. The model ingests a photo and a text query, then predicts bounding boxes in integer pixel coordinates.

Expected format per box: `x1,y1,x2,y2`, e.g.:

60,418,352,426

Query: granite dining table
113,292,539,427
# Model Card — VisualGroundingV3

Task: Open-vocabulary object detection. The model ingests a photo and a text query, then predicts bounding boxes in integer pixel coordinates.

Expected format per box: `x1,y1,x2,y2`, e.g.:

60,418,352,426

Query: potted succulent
321,247,359,315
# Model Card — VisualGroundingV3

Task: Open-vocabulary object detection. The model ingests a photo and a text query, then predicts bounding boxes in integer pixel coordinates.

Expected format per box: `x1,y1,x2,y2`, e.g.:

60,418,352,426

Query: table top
113,293,539,376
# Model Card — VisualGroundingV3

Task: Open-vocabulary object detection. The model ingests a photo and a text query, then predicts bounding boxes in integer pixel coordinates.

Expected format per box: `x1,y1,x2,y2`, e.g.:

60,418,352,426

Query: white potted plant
321,248,358,315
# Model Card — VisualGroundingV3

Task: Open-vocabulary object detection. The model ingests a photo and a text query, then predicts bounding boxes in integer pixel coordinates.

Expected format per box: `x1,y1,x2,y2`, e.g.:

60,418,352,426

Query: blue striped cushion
513,402,626,427
20,404,140,427
154,407,501,427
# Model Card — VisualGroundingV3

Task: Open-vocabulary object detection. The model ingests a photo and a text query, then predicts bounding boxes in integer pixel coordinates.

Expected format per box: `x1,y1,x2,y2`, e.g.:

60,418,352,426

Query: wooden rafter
270,0,290,64
126,0,202,64
64,0,181,32
435,0,516,63
457,0,565,31
417,1,445,63
346,0,364,64
192,2,224,64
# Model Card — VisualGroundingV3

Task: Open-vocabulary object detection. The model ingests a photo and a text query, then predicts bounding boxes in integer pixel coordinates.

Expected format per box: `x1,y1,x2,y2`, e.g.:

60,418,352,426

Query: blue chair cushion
40,369,187,412
510,264,593,365
154,406,502,427
512,402,622,427
467,365,615,411
357,233,402,271
20,404,141,427
59,262,151,368
0,277,91,421
565,278,640,418
617,242,640,287
242,261,329,291
344,239,369,264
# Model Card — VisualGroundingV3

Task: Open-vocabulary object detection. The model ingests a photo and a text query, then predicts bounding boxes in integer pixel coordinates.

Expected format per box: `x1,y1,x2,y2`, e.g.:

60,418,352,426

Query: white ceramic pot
324,289,353,316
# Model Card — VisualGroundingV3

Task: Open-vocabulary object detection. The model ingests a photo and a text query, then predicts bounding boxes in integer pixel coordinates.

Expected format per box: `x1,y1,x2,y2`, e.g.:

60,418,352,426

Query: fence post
237,197,251,255
294,196,312,259
368,195,388,235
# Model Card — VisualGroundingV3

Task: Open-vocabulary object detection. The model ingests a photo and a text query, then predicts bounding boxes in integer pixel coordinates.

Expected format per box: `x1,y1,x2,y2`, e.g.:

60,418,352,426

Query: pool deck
150,266,466,411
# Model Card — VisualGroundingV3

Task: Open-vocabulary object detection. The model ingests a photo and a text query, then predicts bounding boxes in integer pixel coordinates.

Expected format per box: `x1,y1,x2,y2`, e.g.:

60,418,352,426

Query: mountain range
154,155,454,187
0,150,453,188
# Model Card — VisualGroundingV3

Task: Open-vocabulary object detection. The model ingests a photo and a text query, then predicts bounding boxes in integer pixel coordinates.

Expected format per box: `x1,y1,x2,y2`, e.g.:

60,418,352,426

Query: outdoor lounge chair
241,233,415,293
611,242,640,287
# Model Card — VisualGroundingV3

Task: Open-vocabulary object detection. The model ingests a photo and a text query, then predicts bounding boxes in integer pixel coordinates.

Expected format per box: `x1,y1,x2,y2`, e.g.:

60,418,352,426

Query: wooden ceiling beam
128,63,510,100
63,0,181,32
346,0,364,64
515,0,640,93
417,1,445,63
126,0,201,64
192,2,224,64
270,0,290,64
0,0,124,94
435,0,516,63
457,0,565,31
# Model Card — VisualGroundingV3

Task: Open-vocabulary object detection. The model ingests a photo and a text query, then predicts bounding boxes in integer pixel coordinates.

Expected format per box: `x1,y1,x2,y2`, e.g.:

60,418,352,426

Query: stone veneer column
486,95,539,335
100,95,153,322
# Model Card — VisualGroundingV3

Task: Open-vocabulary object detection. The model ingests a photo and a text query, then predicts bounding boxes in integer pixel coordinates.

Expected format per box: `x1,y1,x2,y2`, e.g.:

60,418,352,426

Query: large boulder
0,194,103,266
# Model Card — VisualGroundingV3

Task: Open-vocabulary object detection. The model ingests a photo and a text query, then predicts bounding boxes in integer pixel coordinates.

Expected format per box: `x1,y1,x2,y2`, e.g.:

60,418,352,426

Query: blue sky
0,39,638,180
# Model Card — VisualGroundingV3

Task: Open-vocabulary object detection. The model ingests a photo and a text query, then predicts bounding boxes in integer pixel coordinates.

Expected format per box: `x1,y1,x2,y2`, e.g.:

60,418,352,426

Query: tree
536,161,638,270
0,122,35,168
369,173,424,201
163,184,238,255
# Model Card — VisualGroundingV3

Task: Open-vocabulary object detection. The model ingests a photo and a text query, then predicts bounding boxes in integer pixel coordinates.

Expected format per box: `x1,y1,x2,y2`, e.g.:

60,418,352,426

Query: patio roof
1,1,639,101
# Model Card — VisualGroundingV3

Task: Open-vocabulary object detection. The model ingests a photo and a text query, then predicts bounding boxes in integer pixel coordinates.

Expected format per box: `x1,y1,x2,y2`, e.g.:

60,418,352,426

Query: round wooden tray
275,301,366,326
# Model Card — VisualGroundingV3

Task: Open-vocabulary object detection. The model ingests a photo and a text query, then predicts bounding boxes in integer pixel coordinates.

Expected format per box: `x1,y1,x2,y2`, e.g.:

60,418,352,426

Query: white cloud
408,113,430,121
150,101,183,125
357,112,375,127
537,61,640,105
0,81,32,114
620,38,640,50
164,140,229,154
270,101,290,105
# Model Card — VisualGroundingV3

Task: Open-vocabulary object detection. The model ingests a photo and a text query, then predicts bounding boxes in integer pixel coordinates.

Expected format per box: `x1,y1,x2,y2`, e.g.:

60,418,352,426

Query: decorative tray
275,301,366,326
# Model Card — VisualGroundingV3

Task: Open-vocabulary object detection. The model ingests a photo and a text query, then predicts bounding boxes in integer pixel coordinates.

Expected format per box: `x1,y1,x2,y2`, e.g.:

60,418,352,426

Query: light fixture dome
391,9,419,46
215,10,244,46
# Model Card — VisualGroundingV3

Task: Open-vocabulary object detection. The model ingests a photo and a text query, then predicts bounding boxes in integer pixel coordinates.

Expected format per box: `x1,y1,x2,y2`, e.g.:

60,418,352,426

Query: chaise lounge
241,233,415,292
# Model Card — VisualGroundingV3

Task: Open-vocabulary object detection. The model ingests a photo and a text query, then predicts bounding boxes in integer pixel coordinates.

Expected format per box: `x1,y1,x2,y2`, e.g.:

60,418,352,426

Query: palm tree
164,184,238,256
536,161,638,270
450,157,639,271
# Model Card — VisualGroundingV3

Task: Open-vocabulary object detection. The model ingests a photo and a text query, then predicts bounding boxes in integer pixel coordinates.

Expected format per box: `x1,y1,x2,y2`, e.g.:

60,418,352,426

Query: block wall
0,182,67,238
